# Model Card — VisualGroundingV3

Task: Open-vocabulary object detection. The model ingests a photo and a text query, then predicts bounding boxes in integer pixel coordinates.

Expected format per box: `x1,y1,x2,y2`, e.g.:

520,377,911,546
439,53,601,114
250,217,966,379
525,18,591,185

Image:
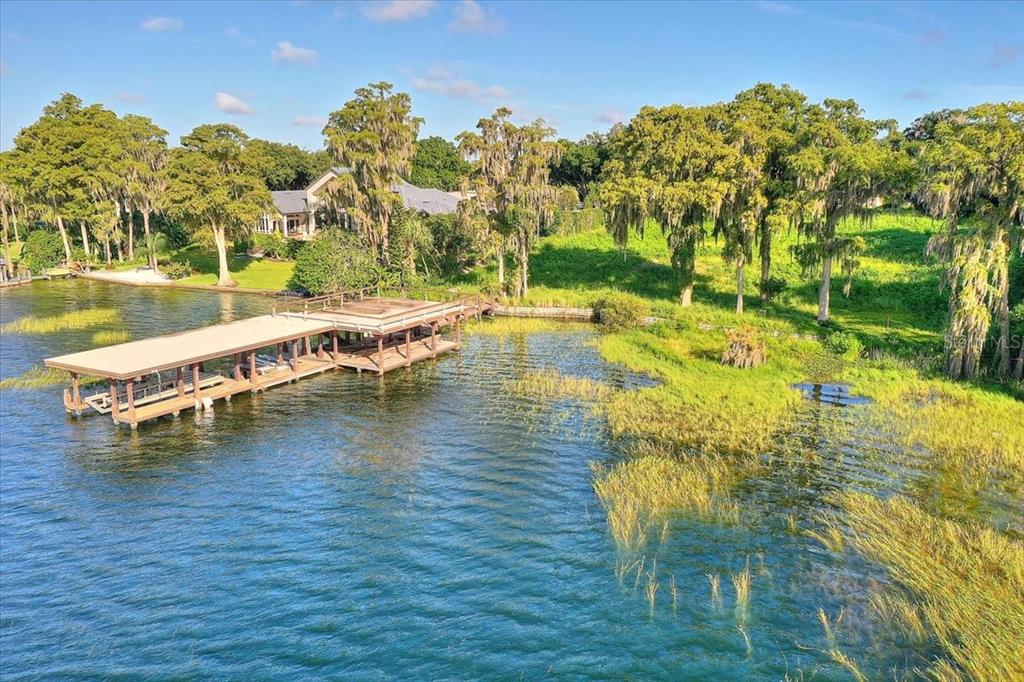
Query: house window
256,216,275,234
286,216,302,235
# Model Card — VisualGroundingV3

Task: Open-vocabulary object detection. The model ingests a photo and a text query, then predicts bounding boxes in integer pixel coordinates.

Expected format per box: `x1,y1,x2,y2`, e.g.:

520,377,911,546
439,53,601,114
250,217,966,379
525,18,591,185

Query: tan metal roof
45,314,334,380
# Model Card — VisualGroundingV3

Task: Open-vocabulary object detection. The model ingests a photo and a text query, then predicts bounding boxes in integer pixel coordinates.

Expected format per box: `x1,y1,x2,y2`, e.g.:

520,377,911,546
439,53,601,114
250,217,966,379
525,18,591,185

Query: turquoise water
0,281,971,679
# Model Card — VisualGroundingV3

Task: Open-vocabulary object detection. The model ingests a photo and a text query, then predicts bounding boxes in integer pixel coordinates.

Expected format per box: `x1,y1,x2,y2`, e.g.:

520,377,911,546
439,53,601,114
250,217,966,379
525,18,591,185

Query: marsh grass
591,450,742,551
509,369,613,402
708,573,722,607
732,559,752,613
0,366,101,390
464,317,580,336
92,329,131,346
806,524,845,553
1,308,121,334
835,492,1024,681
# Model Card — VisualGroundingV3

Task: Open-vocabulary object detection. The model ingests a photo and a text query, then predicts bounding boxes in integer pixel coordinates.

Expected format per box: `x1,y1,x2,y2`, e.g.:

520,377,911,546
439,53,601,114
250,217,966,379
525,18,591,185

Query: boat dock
44,289,492,429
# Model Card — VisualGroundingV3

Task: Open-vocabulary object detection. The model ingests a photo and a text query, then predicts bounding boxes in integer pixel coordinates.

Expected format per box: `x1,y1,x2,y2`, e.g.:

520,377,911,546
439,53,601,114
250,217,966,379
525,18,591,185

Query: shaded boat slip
43,290,492,428
793,382,872,407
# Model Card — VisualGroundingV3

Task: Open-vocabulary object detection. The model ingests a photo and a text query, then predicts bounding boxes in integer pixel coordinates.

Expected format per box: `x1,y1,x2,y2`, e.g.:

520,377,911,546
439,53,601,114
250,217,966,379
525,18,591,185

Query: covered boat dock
44,290,491,429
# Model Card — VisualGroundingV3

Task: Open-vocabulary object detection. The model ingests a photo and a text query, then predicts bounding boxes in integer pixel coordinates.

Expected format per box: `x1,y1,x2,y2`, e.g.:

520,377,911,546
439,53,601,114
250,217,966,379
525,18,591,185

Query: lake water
0,280,995,680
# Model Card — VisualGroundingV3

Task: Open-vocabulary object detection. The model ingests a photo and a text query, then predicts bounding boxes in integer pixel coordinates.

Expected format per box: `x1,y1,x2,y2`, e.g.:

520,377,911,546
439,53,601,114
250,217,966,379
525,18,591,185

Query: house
256,167,463,240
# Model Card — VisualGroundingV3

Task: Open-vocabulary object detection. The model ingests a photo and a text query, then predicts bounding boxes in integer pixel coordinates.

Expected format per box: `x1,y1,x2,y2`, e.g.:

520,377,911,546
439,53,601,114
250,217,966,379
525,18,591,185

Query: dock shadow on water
0,281,1005,680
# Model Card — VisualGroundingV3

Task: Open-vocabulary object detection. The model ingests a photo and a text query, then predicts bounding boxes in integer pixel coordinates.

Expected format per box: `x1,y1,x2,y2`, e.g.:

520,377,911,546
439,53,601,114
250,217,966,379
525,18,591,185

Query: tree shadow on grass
862,228,933,263
528,242,678,301
170,245,259,278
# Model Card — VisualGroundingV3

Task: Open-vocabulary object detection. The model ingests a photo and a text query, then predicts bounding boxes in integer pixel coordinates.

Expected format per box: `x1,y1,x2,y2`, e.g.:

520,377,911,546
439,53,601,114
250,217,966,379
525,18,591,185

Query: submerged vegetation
0,365,101,390
91,329,131,346
1,308,120,334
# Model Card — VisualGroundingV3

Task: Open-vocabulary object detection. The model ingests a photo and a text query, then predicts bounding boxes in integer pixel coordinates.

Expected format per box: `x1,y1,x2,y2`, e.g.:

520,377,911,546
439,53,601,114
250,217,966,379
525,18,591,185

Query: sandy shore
79,268,172,285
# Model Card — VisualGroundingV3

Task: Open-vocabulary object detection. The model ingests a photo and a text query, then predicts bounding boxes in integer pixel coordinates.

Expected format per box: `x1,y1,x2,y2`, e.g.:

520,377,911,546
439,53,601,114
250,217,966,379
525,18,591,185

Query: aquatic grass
591,451,743,550
508,369,613,402
1,308,121,334
834,492,1024,681
0,366,101,390
91,329,131,346
463,316,581,336
708,573,722,607
806,524,845,553
732,559,752,611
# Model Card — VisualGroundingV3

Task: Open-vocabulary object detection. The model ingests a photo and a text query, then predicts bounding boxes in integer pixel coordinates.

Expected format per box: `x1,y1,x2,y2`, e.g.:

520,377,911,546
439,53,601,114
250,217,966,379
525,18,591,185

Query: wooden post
304,335,312,357
249,352,258,390
377,334,385,374
405,329,412,367
233,353,243,381
317,334,325,360
455,314,461,349
430,322,437,357
70,372,81,410
125,378,137,426
290,339,299,375
192,363,202,404
176,367,185,397
332,330,339,361
109,379,121,422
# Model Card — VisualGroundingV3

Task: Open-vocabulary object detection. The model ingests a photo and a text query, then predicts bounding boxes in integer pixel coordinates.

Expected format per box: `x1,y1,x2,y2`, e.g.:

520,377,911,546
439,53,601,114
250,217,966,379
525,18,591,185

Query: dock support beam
192,363,202,408
405,329,412,367
109,379,121,423
290,340,299,377
455,315,461,349
249,352,258,391
176,367,185,398
430,322,437,358
377,335,385,375
126,378,137,428
331,330,339,361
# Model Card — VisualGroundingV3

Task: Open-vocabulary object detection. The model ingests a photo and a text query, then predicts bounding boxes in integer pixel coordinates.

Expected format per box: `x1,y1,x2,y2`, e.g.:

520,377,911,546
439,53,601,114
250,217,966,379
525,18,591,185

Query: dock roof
45,314,334,380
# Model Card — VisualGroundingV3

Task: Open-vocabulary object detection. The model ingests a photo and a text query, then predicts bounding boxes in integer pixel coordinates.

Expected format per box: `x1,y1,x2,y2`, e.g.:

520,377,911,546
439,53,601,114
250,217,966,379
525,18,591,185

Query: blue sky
1,0,1021,150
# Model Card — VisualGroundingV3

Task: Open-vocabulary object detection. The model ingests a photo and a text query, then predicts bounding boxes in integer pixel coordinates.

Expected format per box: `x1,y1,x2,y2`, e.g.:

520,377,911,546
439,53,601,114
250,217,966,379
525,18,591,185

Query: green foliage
246,139,326,191
289,229,380,295
160,260,193,280
596,291,650,329
1,308,120,334
824,331,862,359
757,275,787,301
20,229,64,271
410,136,470,191
251,232,290,259
549,133,608,199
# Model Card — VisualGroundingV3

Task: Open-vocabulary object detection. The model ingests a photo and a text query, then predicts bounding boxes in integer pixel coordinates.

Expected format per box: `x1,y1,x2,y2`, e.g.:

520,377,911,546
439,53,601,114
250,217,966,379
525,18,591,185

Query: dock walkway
44,291,492,429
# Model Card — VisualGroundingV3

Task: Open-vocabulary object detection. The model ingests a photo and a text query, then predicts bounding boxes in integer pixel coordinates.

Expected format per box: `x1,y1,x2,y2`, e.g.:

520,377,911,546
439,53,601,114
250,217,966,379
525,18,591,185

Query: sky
1,0,1022,150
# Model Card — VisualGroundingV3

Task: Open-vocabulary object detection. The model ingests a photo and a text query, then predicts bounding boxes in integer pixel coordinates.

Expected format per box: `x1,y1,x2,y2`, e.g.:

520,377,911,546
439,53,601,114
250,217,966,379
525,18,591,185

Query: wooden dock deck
44,290,492,429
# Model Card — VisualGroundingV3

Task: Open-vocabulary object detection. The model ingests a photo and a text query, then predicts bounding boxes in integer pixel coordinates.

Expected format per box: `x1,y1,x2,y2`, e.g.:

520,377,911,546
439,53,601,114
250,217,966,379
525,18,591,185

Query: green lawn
171,245,296,291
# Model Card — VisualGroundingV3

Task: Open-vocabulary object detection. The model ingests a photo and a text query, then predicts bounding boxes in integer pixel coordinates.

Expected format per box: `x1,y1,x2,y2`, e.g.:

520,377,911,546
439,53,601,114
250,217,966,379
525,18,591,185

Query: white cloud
595,109,626,125
271,40,319,64
116,91,145,103
362,0,436,22
294,115,328,126
214,92,255,115
141,17,183,32
449,0,504,34
411,66,509,100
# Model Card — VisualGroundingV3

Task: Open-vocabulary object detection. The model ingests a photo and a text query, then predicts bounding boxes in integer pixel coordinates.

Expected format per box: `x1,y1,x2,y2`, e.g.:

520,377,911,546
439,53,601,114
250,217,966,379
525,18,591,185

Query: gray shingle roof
271,190,308,215
391,181,461,215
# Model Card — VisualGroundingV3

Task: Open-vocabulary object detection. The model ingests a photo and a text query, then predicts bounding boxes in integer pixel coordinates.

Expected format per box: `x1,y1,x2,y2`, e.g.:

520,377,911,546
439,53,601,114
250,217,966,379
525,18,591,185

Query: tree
410,136,471,191
549,132,608,200
919,103,1024,379
457,107,560,298
597,104,732,306
322,82,421,262
247,139,325,191
787,99,891,323
161,124,271,287
121,114,168,270
290,229,381,295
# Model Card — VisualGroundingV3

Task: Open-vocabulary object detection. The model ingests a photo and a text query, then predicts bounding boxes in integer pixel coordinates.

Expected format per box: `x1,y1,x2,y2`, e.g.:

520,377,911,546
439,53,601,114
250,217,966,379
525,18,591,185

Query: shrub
825,331,863,360
757,276,787,301
20,230,64,272
161,260,194,280
289,229,379,295
251,232,291,259
596,292,650,329
721,326,767,369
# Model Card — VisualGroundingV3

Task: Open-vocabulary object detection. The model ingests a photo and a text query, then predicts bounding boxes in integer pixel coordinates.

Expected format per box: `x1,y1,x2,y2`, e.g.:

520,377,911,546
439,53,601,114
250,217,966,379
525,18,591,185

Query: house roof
392,181,462,215
271,190,308,216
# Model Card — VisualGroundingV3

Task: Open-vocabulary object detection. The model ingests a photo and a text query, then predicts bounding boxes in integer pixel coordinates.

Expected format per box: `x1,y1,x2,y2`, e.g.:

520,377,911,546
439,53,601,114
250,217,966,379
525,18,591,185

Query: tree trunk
142,211,158,271
126,210,134,261
212,224,236,287
736,264,745,315
79,223,91,260
103,239,112,268
817,255,833,323
997,278,1011,377
12,213,20,243
680,284,693,307
496,239,505,293
1013,335,1023,381
518,232,529,298
0,205,13,278
759,223,771,301
55,213,73,264
116,241,124,263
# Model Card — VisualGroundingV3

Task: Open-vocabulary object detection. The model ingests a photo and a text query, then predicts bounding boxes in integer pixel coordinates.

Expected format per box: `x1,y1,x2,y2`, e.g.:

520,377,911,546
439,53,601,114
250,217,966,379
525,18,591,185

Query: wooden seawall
44,290,492,429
